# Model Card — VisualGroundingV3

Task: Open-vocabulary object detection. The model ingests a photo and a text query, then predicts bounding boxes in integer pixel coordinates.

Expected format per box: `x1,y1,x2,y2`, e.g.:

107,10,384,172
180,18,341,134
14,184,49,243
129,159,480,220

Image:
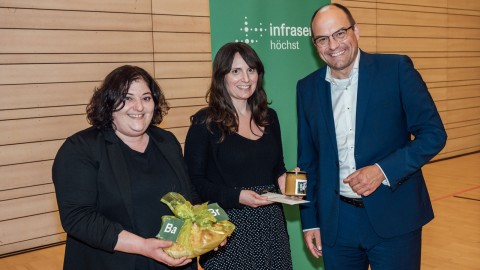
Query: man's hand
303,229,322,258
343,165,385,196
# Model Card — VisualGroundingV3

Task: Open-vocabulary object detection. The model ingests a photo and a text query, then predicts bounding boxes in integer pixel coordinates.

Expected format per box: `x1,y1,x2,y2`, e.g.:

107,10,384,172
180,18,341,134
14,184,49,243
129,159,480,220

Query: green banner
210,1,328,269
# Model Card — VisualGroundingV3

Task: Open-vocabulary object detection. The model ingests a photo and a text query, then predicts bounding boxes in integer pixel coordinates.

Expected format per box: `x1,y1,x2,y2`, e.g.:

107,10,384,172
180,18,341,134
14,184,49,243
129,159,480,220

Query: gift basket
156,192,235,259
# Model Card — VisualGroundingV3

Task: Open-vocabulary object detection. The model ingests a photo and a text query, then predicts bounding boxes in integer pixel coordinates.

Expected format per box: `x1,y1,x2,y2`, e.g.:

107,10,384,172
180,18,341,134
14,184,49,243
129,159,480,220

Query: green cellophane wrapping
159,192,235,259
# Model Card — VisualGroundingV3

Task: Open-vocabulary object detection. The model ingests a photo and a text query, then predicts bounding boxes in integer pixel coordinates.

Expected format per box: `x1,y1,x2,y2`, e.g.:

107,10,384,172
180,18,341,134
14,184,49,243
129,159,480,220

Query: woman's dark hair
204,42,269,142
86,65,169,130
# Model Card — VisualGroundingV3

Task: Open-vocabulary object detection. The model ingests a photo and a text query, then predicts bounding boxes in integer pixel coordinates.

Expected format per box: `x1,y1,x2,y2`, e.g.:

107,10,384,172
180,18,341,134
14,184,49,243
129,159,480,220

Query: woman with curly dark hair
86,65,170,131
52,65,200,270
184,42,293,269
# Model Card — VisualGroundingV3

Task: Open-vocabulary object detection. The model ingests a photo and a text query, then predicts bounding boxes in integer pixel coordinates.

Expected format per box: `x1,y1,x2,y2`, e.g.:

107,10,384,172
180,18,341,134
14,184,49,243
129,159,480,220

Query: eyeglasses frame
312,25,356,47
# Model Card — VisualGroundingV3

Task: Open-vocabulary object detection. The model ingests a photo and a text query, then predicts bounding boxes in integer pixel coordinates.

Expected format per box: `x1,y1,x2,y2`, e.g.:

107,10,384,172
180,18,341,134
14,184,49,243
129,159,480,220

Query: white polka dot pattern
202,185,293,270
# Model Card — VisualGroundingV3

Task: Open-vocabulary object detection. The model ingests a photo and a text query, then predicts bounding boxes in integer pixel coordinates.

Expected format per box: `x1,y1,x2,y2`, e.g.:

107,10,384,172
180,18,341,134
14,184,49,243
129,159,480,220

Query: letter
286,26,291,36
281,23,285,36
164,223,177,234
298,27,304,36
209,208,221,216
276,40,282,50
273,26,280,36
304,27,311,37
290,27,297,36
293,41,299,49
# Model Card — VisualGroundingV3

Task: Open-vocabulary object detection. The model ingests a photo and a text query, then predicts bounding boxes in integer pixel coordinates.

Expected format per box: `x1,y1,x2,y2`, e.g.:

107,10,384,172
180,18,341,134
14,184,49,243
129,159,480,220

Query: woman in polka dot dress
184,42,293,270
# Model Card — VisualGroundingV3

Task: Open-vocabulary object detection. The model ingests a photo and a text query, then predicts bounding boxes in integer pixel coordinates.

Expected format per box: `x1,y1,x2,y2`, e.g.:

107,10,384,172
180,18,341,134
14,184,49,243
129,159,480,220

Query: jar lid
286,169,306,174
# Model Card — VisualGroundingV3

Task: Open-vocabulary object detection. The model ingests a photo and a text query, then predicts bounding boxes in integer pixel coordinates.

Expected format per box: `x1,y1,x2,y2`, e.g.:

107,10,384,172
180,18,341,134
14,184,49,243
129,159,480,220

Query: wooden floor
1,153,479,270
421,152,480,270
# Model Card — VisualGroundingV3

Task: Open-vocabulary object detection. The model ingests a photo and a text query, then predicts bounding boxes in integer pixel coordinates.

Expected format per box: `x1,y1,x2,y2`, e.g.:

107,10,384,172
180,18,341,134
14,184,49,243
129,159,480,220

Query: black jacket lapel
104,130,135,224
148,128,193,201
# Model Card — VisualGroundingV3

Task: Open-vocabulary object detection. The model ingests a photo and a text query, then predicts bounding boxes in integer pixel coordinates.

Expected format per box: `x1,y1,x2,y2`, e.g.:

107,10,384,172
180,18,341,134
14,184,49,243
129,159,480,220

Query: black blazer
52,126,197,270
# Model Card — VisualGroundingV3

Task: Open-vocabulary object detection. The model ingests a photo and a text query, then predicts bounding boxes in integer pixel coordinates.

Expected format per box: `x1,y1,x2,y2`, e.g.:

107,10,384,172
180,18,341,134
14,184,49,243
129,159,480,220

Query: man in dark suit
297,4,447,269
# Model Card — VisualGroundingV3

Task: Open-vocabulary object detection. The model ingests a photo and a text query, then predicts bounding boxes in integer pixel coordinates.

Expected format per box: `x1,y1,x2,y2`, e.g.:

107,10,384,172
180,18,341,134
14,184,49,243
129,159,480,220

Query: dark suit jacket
52,126,197,270
297,51,447,246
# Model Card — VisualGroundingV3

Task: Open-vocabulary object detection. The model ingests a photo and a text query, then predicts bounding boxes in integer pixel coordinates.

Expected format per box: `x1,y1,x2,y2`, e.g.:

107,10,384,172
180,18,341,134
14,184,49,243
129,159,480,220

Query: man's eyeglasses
312,25,355,47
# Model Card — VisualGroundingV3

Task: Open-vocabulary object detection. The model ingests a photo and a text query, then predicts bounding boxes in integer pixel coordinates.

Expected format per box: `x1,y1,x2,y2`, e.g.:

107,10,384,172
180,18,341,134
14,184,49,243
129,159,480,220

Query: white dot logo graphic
236,16,262,44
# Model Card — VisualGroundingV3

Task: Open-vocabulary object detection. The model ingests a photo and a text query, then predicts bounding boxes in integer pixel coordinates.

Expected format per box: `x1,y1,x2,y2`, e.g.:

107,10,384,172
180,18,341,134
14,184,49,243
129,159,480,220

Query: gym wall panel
446,124,480,140
377,9,447,27
447,84,480,99
0,213,65,251
0,234,66,257
377,38,448,52
428,87,448,101
152,0,209,16
0,161,53,191
448,0,480,10
0,184,55,202
0,0,211,256
350,7,377,24
410,57,447,69
0,0,152,13
415,69,448,83
0,62,154,85
0,83,96,110
153,15,210,33
153,33,211,52
377,25,447,38
0,194,58,222
0,29,154,54
161,78,211,99
443,133,480,153
0,141,63,167
0,8,152,31
378,0,447,7
448,67,480,81
155,61,212,79
0,115,89,145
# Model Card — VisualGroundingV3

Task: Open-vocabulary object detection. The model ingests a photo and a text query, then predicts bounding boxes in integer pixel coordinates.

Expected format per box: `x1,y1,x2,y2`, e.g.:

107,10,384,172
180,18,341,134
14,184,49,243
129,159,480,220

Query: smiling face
224,52,259,106
312,5,360,78
112,78,154,140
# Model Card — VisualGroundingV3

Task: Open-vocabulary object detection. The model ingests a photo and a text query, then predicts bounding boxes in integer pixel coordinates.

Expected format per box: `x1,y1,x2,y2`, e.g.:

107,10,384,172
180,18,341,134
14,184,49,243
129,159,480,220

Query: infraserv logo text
235,17,311,50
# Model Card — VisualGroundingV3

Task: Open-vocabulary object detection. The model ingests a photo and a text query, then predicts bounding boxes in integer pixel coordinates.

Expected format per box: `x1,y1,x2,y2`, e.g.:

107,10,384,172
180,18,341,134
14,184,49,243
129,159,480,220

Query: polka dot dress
202,185,293,270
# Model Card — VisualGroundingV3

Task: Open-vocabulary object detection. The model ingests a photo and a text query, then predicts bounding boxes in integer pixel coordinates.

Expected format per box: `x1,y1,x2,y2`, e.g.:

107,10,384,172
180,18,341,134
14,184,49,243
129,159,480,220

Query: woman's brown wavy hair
86,65,169,130
204,42,269,142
